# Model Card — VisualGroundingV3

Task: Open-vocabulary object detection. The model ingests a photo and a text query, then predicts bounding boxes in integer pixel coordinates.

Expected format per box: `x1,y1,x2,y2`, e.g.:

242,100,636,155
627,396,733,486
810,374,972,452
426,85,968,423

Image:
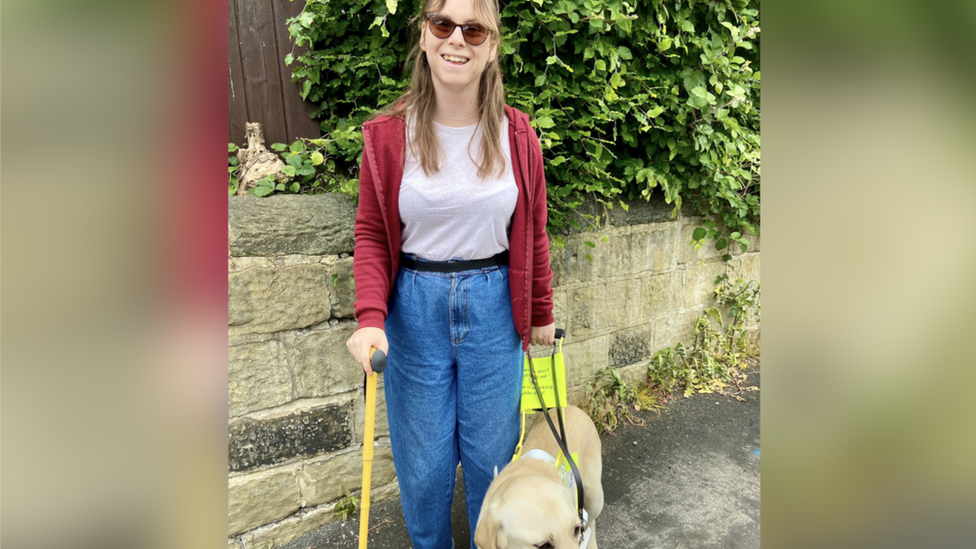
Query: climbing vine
233,0,761,253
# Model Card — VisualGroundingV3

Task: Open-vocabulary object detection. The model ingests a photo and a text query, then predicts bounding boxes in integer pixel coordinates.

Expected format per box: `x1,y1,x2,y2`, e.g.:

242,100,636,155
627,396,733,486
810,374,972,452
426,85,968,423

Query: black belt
399,251,509,273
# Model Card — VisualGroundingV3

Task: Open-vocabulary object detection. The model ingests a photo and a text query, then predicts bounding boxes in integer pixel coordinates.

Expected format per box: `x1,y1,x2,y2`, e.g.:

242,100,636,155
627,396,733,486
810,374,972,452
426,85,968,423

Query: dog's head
474,475,582,549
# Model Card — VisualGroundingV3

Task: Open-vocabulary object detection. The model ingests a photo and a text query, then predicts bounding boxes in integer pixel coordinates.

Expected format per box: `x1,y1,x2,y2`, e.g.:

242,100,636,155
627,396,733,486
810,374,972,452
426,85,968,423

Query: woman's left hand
530,322,556,346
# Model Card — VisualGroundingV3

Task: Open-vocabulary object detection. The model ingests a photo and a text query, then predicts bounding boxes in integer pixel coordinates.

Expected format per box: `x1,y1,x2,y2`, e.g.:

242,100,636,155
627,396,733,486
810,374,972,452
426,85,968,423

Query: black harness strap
526,333,585,524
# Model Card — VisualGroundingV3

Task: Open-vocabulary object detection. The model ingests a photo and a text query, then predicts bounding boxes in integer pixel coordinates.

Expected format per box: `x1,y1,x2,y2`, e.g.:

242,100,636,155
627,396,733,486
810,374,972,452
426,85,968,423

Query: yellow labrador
474,405,603,549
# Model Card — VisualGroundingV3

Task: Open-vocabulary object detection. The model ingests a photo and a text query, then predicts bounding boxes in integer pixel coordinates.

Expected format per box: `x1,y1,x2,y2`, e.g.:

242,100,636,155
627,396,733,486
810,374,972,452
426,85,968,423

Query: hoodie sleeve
352,125,392,331
526,118,555,327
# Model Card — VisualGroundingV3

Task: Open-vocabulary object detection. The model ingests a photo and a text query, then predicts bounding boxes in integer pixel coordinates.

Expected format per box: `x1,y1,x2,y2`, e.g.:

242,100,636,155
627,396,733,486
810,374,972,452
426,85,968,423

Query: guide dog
474,405,604,549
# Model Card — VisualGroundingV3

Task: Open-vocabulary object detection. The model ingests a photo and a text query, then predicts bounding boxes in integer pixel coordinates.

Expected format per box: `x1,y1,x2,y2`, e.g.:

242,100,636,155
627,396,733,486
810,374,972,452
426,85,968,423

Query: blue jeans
384,262,523,549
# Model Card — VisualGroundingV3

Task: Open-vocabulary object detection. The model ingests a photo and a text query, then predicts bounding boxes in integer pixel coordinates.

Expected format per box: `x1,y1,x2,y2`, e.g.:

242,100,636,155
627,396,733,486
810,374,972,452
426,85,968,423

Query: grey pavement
281,368,760,549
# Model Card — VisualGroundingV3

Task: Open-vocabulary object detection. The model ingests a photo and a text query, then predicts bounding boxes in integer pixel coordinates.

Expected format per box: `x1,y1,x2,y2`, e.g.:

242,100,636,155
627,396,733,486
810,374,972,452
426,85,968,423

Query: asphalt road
280,367,761,549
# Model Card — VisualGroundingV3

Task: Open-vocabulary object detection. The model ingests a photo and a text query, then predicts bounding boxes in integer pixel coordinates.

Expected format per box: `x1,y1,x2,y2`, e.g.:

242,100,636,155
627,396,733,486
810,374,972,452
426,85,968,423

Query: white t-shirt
399,115,518,262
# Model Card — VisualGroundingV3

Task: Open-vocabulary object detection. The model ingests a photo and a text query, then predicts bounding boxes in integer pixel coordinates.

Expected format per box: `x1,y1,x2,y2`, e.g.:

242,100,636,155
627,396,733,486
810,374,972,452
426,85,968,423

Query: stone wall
227,194,760,548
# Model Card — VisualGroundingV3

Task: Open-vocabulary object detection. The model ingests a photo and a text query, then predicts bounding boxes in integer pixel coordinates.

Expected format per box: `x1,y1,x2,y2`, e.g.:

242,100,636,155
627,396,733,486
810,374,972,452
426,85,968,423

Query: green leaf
610,72,621,88
550,155,567,166
691,86,707,99
692,228,706,241
311,151,324,165
228,143,239,152
601,235,610,244
585,253,593,262
281,165,297,177
716,238,728,251
595,59,606,72
658,37,672,52
680,20,695,33
284,53,294,66
271,143,287,152
649,106,664,118
535,74,545,87
584,240,596,248
289,141,306,153
300,79,311,100
386,0,398,15
617,46,632,60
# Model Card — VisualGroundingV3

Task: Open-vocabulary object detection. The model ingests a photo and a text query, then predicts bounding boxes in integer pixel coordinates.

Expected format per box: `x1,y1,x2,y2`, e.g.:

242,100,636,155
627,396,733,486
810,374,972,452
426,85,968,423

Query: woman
345,0,554,546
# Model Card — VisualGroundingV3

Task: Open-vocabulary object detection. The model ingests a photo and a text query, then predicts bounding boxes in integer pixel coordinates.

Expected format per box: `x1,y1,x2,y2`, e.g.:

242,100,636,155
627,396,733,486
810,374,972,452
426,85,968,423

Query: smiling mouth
441,54,470,64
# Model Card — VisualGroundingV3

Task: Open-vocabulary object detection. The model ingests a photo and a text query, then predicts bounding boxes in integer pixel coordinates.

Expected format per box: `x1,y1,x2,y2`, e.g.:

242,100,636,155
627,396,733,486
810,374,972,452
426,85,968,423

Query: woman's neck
431,82,481,127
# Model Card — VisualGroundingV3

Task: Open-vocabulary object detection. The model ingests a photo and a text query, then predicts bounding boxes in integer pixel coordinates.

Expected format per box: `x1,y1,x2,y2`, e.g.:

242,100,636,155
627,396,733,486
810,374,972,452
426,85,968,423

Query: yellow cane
359,348,387,549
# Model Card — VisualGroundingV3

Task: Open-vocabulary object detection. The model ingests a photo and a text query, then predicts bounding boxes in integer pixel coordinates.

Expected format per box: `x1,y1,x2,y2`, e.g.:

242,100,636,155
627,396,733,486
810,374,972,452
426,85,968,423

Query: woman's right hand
346,327,389,375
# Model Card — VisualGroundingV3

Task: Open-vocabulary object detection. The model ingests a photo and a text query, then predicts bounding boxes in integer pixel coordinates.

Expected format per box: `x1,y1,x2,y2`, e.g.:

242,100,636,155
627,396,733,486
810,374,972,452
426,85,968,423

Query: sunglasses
425,13,491,46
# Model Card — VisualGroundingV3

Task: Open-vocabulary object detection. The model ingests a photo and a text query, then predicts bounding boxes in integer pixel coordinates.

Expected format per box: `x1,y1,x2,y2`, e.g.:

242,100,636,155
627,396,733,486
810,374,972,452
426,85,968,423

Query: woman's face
420,0,497,97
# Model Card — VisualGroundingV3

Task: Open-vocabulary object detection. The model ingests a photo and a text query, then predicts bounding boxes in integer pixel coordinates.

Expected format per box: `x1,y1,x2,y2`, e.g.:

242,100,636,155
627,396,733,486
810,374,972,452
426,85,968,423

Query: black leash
526,329,585,524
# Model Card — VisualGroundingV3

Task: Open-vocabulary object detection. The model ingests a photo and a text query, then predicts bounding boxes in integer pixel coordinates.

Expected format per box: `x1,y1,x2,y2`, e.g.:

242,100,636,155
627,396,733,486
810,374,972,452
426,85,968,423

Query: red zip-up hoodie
352,104,554,351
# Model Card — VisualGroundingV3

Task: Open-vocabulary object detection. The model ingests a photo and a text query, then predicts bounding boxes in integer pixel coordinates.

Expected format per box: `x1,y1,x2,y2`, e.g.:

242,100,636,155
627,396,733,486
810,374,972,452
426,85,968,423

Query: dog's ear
474,502,504,549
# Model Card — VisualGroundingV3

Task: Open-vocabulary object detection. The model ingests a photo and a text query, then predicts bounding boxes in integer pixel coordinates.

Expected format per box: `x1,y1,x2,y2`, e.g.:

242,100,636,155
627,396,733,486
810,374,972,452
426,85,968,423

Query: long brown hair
375,0,506,179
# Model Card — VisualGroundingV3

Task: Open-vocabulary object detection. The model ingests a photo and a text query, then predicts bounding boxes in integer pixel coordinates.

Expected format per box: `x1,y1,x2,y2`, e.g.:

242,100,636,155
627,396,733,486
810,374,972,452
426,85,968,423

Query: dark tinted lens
462,24,488,45
428,16,455,38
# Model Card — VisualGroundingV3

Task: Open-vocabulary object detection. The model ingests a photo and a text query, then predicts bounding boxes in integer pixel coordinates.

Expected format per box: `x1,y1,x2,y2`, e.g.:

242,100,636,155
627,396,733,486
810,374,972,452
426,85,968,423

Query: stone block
607,277,643,327
568,279,640,338
296,442,396,509
608,193,674,227
229,338,293,418
352,384,390,441
229,195,356,257
683,261,728,310
551,289,569,332
730,254,761,286
240,482,401,549
560,335,608,389
289,323,362,399
228,465,299,536
616,362,649,387
622,224,677,275
609,326,652,368
568,285,609,337
550,234,602,286
654,310,701,351
229,256,332,335
228,401,353,473
642,271,683,319
330,256,356,319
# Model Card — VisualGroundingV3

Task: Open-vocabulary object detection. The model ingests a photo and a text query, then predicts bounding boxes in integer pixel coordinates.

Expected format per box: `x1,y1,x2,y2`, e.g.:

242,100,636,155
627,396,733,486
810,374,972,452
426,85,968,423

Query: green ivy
274,0,760,251
228,125,364,197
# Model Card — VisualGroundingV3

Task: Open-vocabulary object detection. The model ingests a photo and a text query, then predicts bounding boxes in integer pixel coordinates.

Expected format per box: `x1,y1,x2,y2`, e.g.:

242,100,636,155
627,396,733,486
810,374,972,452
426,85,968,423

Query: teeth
442,54,469,63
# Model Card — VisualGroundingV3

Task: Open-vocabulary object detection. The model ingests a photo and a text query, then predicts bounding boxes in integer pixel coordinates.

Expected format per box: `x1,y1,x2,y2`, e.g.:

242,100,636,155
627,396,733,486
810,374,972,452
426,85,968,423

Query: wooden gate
228,0,321,146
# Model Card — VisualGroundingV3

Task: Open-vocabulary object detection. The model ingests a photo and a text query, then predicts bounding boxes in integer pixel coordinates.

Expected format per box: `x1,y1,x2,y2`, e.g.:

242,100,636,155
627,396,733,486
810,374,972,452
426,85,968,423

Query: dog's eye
535,543,553,549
